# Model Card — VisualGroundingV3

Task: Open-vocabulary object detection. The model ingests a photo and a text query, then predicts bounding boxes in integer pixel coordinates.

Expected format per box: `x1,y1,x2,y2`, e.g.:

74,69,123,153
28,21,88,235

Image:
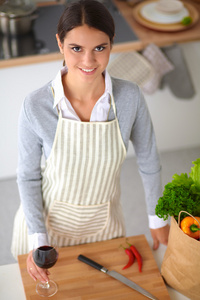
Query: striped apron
11,94,126,258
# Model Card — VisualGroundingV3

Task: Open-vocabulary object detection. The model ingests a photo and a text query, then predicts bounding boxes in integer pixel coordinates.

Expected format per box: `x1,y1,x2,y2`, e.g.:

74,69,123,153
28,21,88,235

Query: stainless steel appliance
0,0,37,35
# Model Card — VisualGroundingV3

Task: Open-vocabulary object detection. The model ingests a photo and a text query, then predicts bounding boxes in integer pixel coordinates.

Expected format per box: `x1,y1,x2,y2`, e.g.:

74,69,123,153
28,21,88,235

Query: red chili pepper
121,245,135,270
126,241,143,272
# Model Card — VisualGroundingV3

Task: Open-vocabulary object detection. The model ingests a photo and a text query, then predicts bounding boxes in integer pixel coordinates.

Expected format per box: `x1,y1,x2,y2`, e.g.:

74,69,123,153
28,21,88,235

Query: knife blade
78,254,159,300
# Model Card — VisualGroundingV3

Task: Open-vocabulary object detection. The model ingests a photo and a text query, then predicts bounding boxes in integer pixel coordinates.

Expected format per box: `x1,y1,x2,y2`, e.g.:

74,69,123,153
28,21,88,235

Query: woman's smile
56,24,111,83
79,67,97,75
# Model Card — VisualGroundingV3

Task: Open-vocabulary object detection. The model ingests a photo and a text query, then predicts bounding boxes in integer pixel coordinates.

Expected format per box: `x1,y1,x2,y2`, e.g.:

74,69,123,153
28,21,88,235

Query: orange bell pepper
180,216,200,239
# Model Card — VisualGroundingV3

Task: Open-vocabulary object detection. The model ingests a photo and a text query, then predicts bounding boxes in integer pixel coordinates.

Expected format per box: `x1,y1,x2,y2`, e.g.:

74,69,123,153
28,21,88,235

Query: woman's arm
129,87,169,246
17,98,46,235
112,79,169,247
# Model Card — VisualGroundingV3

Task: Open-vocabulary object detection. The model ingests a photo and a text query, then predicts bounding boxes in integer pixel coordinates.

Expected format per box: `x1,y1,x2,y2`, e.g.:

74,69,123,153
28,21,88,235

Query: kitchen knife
78,254,159,300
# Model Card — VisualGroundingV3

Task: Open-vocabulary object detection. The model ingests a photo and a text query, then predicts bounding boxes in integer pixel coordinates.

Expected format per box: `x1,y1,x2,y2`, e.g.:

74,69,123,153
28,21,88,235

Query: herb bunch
155,159,200,221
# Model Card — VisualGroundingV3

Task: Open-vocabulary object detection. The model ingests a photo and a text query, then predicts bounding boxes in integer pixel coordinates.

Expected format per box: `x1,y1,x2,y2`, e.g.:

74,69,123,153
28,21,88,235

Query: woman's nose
83,51,95,66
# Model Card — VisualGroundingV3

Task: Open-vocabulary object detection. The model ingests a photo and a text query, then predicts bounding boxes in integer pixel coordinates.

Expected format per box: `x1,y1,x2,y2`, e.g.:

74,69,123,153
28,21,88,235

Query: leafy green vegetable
155,159,200,221
181,16,192,26
190,158,200,191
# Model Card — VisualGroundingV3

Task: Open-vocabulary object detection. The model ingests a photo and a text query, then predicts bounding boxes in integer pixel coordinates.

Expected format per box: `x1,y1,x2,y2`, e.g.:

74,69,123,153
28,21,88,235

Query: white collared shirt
51,66,112,121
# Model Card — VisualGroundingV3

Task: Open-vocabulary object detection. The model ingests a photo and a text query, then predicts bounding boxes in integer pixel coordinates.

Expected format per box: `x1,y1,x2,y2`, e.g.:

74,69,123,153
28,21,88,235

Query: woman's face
56,24,111,84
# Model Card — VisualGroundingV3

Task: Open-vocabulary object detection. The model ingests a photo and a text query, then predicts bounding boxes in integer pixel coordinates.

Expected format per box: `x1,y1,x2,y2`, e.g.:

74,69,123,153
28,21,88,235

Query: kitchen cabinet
0,0,200,68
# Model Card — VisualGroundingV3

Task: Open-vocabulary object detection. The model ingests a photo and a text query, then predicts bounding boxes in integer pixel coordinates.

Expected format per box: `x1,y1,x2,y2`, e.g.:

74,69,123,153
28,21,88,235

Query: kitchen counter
0,240,189,300
0,0,200,69
113,0,200,52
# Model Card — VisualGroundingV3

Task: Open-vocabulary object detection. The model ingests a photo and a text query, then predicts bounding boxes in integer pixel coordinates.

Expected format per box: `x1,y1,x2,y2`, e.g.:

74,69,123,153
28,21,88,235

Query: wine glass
32,237,59,297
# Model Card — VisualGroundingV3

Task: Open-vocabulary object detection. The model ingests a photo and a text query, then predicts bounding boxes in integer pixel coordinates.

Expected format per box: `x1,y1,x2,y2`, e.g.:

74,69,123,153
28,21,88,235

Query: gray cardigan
17,77,162,234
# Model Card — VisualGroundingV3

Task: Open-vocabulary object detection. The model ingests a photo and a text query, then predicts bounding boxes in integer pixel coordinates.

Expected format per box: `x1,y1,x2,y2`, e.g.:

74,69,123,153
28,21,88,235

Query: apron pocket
47,201,110,239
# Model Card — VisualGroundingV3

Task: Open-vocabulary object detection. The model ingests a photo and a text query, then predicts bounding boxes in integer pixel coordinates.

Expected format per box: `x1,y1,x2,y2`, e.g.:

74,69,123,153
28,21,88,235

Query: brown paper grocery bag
161,216,200,300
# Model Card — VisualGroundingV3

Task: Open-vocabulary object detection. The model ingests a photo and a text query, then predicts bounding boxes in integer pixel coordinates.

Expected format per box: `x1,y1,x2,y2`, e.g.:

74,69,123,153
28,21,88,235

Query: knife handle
78,255,104,271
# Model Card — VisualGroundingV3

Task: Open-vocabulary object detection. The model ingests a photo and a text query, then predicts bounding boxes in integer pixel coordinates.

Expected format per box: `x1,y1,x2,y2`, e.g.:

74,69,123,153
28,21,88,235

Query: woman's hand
150,224,170,250
27,251,50,282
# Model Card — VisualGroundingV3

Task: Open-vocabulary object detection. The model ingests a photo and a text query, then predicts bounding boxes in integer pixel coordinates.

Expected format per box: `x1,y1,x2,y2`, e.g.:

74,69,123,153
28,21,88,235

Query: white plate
140,2,189,24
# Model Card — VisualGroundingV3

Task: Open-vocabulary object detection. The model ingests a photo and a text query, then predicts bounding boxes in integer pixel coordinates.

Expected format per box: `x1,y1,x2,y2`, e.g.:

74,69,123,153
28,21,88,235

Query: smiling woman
11,0,169,287
55,0,115,120
56,24,112,120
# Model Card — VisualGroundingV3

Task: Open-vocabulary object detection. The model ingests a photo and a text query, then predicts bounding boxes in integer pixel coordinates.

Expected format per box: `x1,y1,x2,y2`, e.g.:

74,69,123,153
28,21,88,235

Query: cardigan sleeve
130,87,168,227
17,98,47,235
130,86,161,214
108,78,168,228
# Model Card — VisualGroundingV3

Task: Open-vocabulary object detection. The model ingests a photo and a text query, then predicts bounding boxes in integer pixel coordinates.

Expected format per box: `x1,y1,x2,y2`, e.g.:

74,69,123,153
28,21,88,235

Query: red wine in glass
33,245,58,269
32,240,59,297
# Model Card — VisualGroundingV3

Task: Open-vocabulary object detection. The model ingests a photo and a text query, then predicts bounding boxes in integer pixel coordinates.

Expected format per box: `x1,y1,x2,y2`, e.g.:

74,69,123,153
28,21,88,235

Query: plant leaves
189,158,200,191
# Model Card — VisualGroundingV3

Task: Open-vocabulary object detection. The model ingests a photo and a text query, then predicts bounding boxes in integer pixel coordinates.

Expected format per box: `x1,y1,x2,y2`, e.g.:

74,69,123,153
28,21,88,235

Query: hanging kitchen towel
161,44,196,99
141,43,174,94
107,51,155,88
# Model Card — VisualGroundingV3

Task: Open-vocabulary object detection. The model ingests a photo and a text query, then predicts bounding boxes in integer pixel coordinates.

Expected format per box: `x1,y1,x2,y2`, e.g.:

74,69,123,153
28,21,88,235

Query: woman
11,0,169,283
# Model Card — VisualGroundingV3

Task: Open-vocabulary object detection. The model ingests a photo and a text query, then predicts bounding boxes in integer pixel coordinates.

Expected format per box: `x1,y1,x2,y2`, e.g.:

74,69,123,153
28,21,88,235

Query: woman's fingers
27,251,49,283
29,265,49,283
150,224,170,250
28,265,37,282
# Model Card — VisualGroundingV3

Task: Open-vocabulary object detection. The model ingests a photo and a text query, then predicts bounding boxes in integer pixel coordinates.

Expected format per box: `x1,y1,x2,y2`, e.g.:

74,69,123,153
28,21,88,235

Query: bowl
156,0,184,14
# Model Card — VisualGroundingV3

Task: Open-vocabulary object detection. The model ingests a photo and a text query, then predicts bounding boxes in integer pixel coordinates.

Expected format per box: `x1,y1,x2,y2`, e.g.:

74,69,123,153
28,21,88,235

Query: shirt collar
52,66,113,108
52,66,67,108
104,68,113,97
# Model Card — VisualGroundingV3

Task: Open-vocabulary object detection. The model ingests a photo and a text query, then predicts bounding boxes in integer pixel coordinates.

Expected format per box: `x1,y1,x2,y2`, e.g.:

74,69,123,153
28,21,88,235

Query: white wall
125,41,200,156
144,41,200,152
0,41,200,179
0,60,62,179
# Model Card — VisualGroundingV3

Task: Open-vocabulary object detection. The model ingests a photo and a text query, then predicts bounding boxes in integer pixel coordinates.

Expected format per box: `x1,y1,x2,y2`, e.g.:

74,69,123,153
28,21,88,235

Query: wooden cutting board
18,235,170,299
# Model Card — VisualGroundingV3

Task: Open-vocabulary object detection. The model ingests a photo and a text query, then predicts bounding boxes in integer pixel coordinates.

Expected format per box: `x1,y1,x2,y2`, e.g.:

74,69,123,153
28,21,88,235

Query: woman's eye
72,47,81,52
95,46,105,52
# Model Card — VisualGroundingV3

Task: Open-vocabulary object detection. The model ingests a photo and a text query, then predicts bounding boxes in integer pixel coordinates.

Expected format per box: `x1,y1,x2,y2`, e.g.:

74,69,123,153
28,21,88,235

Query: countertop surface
1,0,200,69
0,238,189,300
17,235,169,299
113,0,200,52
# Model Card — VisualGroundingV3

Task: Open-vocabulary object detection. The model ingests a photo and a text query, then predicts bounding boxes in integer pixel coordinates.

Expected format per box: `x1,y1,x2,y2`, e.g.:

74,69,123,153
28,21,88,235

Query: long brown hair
57,0,115,45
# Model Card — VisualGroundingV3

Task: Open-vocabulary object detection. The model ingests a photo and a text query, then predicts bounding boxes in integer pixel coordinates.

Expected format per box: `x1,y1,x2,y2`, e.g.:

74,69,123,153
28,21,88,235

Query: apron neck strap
51,86,61,116
110,93,116,117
